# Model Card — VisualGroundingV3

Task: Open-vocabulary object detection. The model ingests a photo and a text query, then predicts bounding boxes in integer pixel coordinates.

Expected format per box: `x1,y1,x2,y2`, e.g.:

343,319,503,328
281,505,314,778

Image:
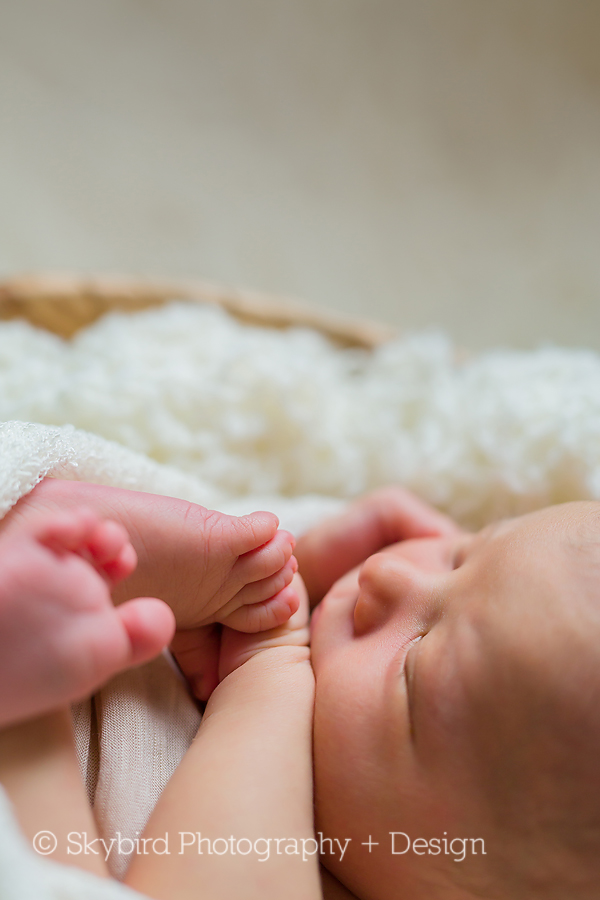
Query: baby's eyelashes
403,633,425,740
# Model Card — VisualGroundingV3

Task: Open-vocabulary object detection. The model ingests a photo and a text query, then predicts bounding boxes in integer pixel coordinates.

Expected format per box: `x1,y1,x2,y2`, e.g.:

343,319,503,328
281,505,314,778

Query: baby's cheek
410,626,486,771
324,567,361,600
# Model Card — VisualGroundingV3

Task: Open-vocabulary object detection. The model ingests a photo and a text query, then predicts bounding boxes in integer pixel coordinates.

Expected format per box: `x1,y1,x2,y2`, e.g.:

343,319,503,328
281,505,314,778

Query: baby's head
311,502,600,900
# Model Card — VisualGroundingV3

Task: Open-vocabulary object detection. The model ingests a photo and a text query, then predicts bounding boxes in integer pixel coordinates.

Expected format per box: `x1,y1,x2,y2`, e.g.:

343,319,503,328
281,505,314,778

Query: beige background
1,0,600,350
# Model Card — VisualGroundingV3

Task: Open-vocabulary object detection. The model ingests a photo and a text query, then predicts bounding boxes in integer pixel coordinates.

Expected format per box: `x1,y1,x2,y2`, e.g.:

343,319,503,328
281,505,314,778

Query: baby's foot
3,479,299,634
0,508,175,728
294,486,462,605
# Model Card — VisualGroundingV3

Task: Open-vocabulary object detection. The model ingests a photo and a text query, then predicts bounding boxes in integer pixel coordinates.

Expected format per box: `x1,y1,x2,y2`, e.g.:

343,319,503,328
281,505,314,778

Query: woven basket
0,273,397,349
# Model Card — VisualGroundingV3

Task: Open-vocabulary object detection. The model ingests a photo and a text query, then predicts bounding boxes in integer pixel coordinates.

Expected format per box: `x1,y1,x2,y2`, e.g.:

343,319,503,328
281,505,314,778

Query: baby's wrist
216,645,313,697
222,643,311,681
203,646,314,733
217,628,311,683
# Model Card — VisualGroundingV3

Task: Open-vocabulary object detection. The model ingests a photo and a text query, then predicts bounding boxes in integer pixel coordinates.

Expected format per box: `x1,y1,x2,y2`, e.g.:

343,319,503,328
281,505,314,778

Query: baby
0,479,458,900
4,480,600,900
297,494,600,900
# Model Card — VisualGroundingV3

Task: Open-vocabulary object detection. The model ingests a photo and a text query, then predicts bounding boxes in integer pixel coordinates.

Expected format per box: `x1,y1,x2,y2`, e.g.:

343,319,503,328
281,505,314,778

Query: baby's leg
2,479,298,635
0,708,108,877
295,486,462,604
0,507,174,727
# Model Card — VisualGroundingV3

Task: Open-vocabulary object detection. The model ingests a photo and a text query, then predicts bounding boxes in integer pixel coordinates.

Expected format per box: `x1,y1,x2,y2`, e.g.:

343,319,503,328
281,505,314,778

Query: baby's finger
170,624,222,701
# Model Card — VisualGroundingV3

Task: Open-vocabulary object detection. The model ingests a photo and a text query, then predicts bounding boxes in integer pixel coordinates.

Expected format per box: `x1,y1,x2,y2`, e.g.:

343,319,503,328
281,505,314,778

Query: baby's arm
124,575,320,900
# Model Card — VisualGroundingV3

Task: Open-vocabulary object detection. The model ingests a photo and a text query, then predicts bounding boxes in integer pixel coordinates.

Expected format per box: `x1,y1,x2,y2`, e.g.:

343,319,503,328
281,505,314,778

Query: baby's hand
218,575,310,681
171,576,309,700
170,535,301,700
143,513,300,700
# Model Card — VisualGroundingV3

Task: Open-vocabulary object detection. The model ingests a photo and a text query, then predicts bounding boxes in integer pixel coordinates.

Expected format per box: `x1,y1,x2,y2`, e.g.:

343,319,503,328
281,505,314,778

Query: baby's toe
115,598,176,666
74,598,176,698
86,520,137,583
36,507,100,553
225,510,280,555
36,509,137,584
222,584,300,634
231,556,298,610
234,529,295,584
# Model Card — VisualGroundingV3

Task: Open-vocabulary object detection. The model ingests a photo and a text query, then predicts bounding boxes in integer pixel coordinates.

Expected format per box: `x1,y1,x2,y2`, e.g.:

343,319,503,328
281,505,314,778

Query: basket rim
0,272,397,348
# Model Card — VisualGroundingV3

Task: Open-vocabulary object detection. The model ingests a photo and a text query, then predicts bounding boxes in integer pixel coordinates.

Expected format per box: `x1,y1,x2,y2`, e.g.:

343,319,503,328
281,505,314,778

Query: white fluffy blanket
3,300,600,896
3,301,600,528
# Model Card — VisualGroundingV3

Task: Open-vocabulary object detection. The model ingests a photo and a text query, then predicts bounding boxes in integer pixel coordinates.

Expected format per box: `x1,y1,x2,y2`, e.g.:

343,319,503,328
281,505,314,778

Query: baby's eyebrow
452,521,506,567
462,518,517,564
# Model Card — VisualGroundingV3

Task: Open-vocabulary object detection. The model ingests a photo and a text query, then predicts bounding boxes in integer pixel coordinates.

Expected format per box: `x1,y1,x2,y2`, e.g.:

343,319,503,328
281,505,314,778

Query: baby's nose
354,552,423,635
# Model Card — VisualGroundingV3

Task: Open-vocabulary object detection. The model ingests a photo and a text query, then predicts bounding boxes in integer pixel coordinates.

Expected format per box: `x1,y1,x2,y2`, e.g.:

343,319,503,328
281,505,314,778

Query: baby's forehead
527,503,600,566
478,503,600,551
455,506,600,615
447,509,600,688
464,504,600,639
562,502,600,544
